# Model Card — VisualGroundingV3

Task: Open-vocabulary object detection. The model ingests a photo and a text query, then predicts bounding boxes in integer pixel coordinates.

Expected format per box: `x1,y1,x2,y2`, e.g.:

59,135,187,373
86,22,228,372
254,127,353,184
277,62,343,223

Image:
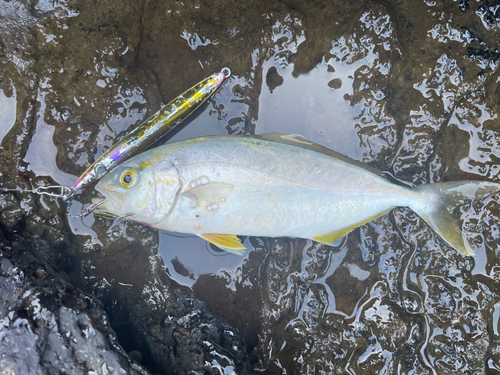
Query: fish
93,134,500,256
73,68,230,191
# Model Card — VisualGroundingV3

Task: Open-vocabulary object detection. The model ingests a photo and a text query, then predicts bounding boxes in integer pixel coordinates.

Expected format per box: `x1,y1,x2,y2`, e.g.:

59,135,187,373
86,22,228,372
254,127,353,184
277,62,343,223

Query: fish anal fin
198,234,246,256
255,134,386,178
313,210,390,246
313,228,351,246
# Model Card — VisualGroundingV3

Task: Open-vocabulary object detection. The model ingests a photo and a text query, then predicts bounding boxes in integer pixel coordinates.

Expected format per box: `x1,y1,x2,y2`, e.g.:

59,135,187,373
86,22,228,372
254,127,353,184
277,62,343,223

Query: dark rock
0,221,255,374
141,295,255,375
0,229,149,375
266,66,284,93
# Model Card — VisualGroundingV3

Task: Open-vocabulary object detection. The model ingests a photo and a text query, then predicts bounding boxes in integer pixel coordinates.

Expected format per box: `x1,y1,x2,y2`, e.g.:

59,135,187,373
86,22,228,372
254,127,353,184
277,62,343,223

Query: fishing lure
73,67,231,191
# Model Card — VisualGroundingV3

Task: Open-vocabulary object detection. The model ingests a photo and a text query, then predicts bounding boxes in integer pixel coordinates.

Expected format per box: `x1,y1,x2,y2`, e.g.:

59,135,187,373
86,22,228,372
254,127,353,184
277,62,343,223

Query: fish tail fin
411,181,500,255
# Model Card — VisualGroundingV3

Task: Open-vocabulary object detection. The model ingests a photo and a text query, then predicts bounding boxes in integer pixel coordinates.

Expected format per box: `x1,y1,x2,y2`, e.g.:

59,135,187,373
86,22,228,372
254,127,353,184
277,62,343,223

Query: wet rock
0,193,22,229
145,295,254,375
0,230,148,375
0,224,254,374
60,218,253,374
265,66,284,93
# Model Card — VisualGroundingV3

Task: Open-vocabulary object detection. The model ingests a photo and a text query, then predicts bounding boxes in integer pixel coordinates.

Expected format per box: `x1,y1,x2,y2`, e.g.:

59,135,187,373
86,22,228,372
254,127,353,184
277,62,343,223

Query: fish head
94,155,182,224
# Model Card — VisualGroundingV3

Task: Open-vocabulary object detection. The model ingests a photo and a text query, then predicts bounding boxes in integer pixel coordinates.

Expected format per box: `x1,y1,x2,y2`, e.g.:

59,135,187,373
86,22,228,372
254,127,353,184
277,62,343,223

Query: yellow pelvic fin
198,234,246,256
313,210,389,246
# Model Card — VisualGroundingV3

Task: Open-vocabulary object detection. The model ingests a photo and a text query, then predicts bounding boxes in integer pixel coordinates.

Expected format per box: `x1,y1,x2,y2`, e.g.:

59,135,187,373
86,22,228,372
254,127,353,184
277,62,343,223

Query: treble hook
69,198,108,219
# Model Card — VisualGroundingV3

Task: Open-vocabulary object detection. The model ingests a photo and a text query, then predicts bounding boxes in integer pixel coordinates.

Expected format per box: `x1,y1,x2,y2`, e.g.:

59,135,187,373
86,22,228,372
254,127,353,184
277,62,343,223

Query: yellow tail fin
412,181,500,255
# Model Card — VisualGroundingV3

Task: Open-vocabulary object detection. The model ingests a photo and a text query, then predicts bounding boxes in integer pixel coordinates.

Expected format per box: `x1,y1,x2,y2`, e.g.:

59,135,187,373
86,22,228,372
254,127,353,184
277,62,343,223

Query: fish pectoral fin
183,182,234,210
198,234,246,256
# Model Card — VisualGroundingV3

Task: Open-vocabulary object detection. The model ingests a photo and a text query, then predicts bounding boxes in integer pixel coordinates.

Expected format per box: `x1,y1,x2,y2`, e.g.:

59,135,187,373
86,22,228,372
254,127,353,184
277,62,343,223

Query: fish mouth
91,198,135,220
91,198,118,219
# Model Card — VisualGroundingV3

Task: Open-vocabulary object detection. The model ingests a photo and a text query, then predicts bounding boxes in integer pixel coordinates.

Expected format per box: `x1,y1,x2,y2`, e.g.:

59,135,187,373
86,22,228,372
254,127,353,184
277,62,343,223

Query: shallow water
2,0,500,373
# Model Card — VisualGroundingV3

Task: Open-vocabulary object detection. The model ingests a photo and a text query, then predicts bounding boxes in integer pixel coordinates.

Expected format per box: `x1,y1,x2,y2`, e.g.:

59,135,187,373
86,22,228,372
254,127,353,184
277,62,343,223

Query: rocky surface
0,223,254,375
0,228,148,375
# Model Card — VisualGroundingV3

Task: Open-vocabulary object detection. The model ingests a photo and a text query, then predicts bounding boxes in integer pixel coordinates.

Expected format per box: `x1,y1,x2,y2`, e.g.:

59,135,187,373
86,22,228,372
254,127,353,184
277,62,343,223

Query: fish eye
120,169,138,188
123,174,132,184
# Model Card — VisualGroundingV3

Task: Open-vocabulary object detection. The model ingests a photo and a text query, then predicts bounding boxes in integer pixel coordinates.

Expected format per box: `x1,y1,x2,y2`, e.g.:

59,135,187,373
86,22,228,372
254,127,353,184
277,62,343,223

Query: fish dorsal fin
313,209,390,246
198,234,246,255
254,134,386,178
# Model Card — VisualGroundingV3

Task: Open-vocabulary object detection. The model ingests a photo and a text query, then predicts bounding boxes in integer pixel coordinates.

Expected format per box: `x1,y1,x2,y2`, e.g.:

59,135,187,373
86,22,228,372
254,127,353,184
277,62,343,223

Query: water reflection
159,231,247,288
258,58,366,160
0,87,16,145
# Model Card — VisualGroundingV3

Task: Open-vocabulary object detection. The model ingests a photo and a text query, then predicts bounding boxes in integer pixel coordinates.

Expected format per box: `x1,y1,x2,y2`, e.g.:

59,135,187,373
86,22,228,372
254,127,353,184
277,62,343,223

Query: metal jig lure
73,67,231,191
1,68,231,219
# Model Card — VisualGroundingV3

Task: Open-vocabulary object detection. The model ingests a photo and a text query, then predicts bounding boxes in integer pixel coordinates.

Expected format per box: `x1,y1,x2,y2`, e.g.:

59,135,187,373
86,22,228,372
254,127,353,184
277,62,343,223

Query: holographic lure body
74,68,229,190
